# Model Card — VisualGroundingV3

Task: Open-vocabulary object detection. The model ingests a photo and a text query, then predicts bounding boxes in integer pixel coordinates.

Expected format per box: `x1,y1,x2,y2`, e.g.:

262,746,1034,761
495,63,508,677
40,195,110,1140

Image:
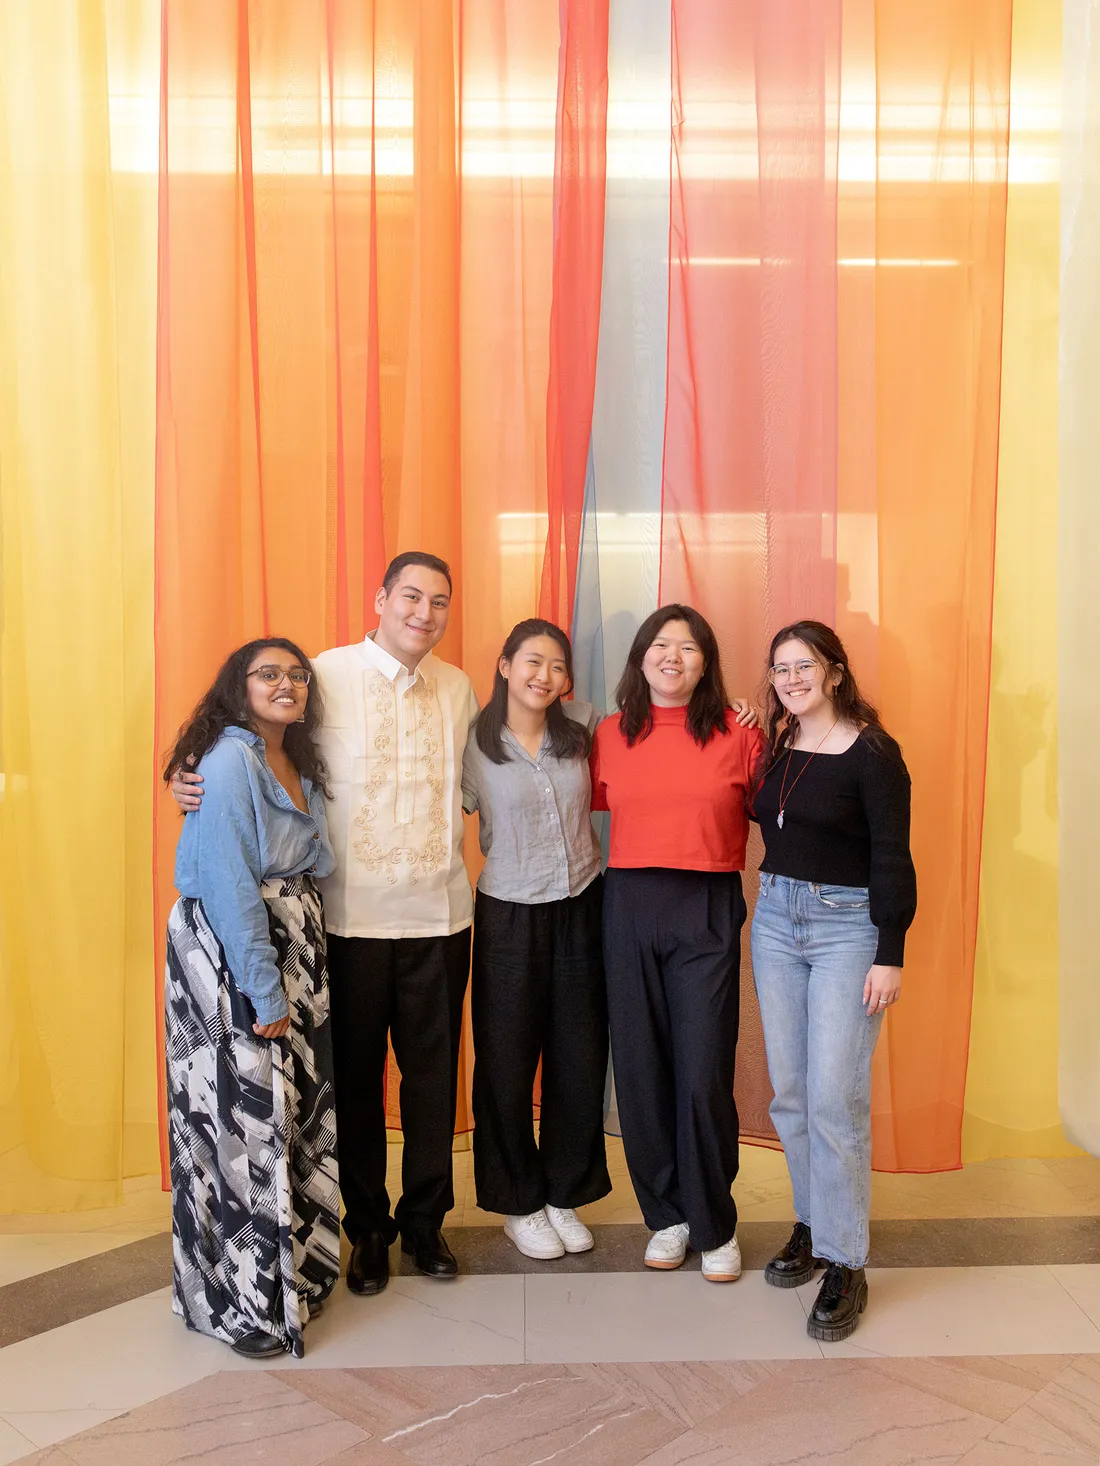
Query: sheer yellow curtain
0,0,160,1210
963,0,1069,1160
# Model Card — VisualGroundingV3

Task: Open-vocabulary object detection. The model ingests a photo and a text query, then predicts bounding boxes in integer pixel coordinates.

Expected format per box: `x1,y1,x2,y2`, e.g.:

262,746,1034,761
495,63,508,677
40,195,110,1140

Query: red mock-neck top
590,706,765,872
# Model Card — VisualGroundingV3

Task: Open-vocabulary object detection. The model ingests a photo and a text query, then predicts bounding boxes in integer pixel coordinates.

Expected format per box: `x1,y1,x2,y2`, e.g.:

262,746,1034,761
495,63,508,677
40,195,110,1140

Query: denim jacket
173,727,334,1023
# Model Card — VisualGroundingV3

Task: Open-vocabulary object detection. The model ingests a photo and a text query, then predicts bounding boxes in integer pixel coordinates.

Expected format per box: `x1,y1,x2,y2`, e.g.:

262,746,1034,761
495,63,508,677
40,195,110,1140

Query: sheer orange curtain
154,0,607,1158
659,0,843,1143
868,0,1011,1170
655,0,1011,1169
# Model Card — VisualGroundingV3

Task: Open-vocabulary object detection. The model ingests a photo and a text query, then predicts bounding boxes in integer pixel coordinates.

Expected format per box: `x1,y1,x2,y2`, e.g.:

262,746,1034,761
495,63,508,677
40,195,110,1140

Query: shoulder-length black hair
615,604,731,748
756,620,901,779
163,637,330,795
475,619,590,765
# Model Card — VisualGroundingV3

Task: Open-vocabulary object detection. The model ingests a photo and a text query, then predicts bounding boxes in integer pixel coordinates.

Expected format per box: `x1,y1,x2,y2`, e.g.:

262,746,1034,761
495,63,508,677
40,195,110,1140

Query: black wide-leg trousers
471,876,611,1216
326,928,471,1245
603,866,745,1253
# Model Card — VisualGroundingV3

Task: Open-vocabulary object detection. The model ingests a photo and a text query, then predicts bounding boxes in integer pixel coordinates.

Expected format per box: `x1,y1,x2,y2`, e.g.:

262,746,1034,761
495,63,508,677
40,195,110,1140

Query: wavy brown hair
475,619,589,764
616,604,731,747
163,637,330,795
757,620,900,779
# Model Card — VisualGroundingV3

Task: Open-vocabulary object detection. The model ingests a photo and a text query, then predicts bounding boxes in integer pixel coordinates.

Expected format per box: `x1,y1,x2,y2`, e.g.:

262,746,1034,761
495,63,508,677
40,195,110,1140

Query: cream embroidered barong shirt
312,635,479,939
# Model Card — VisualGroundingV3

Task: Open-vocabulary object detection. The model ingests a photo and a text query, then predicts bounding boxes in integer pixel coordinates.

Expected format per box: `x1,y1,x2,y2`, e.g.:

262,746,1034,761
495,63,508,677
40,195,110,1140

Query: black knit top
753,728,917,966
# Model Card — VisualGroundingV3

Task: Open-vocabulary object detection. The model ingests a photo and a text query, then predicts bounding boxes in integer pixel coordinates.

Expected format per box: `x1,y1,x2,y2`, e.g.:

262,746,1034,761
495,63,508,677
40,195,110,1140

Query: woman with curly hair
163,638,340,1360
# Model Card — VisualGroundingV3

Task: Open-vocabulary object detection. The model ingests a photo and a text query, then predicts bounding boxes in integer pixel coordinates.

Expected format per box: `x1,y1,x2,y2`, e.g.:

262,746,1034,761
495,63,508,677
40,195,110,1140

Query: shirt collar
223,725,264,749
222,725,313,798
359,631,430,686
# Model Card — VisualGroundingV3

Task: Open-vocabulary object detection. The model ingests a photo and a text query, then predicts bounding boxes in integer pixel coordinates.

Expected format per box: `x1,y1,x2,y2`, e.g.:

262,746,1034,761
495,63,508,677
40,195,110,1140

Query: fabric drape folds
0,0,160,1211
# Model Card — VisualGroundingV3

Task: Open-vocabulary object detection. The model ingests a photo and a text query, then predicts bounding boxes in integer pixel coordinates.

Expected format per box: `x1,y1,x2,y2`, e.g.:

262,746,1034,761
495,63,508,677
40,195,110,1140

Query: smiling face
373,565,452,668
244,647,310,734
642,619,705,707
769,637,838,719
500,634,571,718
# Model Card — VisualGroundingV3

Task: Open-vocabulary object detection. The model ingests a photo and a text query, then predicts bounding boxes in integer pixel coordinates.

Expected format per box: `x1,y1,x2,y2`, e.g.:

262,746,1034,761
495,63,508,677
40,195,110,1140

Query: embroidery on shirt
352,674,448,884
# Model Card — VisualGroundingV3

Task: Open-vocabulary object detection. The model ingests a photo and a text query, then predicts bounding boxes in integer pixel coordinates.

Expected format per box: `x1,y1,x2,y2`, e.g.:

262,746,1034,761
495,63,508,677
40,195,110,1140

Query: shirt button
545,787,552,795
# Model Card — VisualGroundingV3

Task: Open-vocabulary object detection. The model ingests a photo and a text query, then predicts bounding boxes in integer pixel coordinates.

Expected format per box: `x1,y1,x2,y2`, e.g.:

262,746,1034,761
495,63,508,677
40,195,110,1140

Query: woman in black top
751,621,916,1343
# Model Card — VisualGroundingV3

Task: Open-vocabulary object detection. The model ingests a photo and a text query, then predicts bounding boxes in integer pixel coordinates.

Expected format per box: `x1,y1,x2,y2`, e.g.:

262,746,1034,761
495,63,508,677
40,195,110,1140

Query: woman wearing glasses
751,621,916,1342
163,639,340,1360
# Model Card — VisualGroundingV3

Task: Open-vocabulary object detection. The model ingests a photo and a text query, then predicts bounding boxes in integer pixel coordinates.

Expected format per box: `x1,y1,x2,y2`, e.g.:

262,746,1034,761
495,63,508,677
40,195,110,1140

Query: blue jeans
750,874,882,1268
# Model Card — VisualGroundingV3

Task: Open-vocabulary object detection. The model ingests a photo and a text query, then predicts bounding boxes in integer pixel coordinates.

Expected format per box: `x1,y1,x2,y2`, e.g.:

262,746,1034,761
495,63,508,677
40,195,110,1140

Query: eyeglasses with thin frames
768,659,822,684
247,665,311,687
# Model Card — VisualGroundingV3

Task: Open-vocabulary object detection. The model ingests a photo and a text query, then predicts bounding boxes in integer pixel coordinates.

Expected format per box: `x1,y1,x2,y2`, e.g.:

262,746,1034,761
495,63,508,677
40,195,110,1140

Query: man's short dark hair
381,551,453,596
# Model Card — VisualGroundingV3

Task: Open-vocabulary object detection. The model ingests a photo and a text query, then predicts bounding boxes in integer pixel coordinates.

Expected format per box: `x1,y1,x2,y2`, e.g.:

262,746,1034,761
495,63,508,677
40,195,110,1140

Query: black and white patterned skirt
165,874,340,1358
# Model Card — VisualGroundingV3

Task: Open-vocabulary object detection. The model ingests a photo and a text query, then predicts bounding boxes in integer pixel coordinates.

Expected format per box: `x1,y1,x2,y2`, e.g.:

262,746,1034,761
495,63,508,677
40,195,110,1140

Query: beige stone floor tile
0,1417,35,1466
869,1157,1089,1221
955,1442,1090,1464
858,1353,1068,1424
5,1452,71,1466
690,1358,997,1464
55,1371,366,1466
1046,1156,1100,1211
565,1362,789,1430
369,1367,683,1465
280,1365,574,1439
319,1442,419,1466
982,1355,1100,1459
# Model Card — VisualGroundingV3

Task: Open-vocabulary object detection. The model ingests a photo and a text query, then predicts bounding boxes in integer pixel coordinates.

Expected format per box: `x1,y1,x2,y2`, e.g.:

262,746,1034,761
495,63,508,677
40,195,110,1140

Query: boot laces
819,1262,848,1304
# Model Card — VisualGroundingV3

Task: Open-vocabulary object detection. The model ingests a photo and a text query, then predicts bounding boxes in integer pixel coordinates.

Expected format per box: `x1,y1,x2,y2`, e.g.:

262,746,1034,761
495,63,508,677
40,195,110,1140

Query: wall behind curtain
0,0,160,1211
1059,0,1100,1155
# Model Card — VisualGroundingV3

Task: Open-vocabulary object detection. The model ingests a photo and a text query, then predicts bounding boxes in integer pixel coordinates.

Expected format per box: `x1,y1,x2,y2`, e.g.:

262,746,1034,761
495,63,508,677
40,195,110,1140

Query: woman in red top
591,605,764,1280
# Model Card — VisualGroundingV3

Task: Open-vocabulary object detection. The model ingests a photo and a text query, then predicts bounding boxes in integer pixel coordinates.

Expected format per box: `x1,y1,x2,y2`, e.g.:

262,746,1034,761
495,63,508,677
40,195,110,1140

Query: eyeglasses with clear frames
247,665,311,687
769,659,821,684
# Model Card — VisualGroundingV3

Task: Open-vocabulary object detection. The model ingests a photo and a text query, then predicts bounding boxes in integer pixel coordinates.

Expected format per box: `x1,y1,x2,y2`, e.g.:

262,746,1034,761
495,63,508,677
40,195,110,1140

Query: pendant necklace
776,719,838,829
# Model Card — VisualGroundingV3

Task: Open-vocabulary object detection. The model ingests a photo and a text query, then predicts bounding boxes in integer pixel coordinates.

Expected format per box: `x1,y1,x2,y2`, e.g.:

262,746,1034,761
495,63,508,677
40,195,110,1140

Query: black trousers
471,877,611,1215
603,867,745,1253
327,928,471,1244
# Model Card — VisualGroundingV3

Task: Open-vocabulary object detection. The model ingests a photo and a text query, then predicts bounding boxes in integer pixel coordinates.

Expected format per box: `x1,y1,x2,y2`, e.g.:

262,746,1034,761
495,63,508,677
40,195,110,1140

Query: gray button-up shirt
461,701,602,904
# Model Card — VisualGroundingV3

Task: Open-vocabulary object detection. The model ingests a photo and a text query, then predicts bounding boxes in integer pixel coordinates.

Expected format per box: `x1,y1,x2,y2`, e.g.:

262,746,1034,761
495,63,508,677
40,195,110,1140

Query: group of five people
164,550,916,1360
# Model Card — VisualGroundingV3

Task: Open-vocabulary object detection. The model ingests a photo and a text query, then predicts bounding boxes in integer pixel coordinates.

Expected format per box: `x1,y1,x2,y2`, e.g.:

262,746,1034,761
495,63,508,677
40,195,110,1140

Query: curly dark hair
615,604,731,748
756,620,901,780
475,619,589,765
163,637,330,795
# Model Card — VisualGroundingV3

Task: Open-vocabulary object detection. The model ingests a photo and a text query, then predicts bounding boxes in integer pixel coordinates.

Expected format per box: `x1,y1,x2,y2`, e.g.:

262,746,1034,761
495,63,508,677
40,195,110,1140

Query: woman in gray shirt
462,619,609,1260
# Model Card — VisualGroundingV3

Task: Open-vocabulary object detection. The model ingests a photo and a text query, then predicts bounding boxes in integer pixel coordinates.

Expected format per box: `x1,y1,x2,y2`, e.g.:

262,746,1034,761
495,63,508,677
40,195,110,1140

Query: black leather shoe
230,1329,289,1359
346,1230,390,1296
401,1226,458,1279
764,1221,825,1289
806,1263,868,1342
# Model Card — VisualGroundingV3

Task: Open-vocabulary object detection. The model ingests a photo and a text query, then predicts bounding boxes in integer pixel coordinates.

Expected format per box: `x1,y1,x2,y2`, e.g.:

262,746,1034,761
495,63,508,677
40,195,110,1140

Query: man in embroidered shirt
173,551,479,1295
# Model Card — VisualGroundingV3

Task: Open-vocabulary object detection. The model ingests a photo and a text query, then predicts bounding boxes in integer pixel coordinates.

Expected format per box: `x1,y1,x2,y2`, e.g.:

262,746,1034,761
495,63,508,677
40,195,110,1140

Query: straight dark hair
615,604,731,747
757,620,900,780
163,637,330,795
382,550,452,595
475,619,589,765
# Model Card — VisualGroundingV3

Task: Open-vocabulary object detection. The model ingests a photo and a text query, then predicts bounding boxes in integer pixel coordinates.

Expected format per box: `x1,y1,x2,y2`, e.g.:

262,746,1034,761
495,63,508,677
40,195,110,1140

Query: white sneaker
545,1206,594,1254
644,1222,690,1270
503,1210,565,1259
701,1234,742,1282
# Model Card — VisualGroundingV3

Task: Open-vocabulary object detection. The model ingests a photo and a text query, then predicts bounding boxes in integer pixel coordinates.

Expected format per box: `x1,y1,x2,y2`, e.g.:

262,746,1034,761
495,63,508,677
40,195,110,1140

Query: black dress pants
327,928,471,1244
471,877,610,1216
603,867,745,1253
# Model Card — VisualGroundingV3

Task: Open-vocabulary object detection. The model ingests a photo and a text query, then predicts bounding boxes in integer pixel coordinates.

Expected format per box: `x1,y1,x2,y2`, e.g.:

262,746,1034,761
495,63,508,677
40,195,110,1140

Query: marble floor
4,1141,1100,1464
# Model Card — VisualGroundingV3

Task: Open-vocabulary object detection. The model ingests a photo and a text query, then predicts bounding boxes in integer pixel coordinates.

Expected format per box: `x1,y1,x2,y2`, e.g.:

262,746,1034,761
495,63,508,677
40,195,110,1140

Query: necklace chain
776,719,838,829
